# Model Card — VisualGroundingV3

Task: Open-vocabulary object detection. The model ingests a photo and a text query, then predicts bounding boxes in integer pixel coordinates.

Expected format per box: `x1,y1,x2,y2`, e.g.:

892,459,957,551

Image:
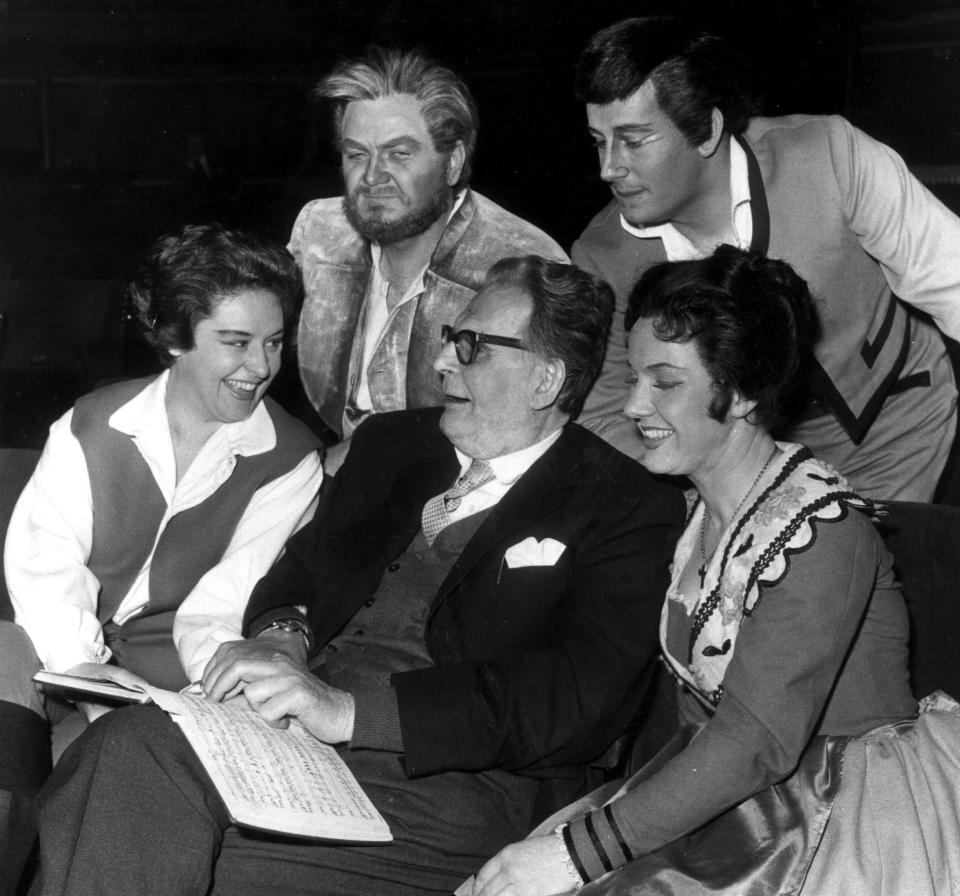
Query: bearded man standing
290,47,566,472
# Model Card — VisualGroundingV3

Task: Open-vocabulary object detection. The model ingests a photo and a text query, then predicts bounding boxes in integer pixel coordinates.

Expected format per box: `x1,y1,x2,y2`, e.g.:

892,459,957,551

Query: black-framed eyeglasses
440,324,528,366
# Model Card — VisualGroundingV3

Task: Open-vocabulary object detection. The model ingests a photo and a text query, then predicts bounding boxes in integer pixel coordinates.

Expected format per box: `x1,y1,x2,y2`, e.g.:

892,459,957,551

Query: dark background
2,0,959,448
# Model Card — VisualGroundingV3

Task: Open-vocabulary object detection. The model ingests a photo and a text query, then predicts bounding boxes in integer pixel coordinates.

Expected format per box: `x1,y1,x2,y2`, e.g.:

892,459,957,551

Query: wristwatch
258,617,312,650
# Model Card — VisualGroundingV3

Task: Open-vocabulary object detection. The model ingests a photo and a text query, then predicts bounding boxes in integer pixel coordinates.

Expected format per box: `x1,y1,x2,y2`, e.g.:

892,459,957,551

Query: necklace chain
698,445,778,586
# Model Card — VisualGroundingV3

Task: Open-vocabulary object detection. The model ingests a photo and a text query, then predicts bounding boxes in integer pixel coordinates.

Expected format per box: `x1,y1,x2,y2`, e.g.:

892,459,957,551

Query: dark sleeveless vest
71,376,319,689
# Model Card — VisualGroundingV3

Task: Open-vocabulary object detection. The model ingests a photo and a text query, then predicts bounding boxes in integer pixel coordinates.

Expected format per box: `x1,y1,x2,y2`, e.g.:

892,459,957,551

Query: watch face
270,619,308,636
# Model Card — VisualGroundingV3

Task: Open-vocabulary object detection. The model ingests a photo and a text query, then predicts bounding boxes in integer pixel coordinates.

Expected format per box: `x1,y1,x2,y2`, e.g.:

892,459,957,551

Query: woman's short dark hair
317,46,479,191
576,16,756,144
128,223,302,366
625,245,817,431
482,255,614,418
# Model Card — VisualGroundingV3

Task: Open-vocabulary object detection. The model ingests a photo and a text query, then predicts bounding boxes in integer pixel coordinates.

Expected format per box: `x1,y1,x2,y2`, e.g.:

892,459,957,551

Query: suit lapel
392,449,461,543
386,416,461,545
735,133,771,256
332,411,458,553
431,189,476,272
297,248,371,437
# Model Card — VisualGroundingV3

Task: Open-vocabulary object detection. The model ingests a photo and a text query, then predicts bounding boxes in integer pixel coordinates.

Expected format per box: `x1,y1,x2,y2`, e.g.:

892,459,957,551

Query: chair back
0,281,37,362
0,448,41,621
1,279,120,376
876,500,960,700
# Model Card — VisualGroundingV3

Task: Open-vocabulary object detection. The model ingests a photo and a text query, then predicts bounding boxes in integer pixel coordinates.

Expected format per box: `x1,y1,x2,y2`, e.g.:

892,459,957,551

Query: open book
34,667,392,843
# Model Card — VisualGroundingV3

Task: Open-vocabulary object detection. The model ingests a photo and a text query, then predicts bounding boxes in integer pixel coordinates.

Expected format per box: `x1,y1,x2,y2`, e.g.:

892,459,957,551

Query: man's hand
201,631,308,702
243,665,355,744
200,634,354,742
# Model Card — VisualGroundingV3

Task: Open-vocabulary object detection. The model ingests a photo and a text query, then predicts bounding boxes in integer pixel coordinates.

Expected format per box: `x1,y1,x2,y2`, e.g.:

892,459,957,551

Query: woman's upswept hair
576,16,756,144
128,223,302,366
317,46,479,190
626,245,818,430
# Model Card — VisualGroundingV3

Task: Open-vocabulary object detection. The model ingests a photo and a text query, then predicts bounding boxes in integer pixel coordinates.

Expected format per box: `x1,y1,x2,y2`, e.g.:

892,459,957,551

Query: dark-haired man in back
574,16,960,501
34,257,683,896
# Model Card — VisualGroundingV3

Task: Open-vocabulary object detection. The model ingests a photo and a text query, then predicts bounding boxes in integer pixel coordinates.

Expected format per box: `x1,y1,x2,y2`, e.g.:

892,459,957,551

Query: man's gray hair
483,256,615,418
316,46,479,190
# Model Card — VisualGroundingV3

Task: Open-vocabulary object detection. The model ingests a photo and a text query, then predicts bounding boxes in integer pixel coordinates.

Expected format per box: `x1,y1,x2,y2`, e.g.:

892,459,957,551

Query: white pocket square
503,537,566,569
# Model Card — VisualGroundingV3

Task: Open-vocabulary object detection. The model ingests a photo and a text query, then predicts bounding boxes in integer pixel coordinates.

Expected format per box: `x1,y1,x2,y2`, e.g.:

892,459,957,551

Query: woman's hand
472,834,580,896
76,700,114,724
65,661,148,691
64,661,146,724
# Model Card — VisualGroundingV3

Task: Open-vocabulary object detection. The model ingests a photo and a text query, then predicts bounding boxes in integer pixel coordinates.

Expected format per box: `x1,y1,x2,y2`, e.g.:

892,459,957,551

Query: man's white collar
454,427,564,486
618,137,753,259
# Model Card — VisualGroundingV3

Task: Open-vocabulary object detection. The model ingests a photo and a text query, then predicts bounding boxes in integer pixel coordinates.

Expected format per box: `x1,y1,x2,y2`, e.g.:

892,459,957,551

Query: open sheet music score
34,668,392,843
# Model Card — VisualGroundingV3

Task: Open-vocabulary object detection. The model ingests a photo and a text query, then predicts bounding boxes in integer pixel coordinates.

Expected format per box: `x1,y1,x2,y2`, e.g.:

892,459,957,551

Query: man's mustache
355,187,403,199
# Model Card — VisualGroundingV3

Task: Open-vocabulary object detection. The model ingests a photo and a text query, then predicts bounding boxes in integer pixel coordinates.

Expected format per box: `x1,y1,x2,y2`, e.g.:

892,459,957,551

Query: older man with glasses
33,256,683,896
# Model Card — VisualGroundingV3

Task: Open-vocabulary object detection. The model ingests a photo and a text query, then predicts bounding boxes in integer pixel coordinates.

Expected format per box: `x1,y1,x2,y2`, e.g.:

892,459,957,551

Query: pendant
698,563,706,587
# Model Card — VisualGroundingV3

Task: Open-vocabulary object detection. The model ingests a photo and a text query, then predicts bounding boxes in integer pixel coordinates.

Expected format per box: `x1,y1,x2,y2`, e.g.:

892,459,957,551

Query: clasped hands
200,630,355,744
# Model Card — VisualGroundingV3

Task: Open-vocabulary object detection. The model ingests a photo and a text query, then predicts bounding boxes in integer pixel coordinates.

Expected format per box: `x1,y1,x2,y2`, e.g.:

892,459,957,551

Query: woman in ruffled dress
471,245,960,896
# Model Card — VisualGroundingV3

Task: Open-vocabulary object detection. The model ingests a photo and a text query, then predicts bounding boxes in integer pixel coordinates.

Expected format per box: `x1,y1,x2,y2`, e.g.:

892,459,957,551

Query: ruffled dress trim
661,443,869,707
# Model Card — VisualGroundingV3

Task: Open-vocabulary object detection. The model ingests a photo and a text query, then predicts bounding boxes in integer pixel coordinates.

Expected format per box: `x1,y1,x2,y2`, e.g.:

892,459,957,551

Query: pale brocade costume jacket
290,189,567,437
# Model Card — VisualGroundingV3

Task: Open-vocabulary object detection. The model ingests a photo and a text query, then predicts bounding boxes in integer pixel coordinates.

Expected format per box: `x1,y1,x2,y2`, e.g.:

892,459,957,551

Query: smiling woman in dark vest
0,223,322,893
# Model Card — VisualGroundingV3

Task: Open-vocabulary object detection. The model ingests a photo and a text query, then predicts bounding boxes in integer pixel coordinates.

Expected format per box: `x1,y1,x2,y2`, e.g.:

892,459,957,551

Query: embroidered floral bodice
662,442,870,708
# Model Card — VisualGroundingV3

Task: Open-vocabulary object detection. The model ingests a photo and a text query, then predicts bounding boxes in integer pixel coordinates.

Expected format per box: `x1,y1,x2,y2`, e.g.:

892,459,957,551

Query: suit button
388,562,400,572
364,598,375,607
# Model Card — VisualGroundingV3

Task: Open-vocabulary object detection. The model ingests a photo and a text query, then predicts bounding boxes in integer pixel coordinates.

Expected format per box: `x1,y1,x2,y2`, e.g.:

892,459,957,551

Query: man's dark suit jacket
245,408,684,788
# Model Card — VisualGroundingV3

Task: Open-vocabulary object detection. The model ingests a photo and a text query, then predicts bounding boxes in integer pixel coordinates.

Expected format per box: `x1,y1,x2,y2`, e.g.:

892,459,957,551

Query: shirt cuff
349,686,404,753
44,640,111,675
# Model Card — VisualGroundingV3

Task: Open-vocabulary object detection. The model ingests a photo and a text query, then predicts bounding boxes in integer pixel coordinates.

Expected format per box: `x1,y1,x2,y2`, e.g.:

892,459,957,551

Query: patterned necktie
421,460,495,546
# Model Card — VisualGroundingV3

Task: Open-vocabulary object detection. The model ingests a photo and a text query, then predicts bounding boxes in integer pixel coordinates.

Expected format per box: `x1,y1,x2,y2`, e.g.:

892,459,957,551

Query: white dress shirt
5,371,323,683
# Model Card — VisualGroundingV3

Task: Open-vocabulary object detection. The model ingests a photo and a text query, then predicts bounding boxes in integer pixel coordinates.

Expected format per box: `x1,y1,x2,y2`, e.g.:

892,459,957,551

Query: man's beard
343,173,453,246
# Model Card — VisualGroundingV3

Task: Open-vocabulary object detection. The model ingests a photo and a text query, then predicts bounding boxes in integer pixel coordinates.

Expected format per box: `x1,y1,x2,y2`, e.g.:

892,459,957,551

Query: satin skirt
800,692,960,896
546,693,960,895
